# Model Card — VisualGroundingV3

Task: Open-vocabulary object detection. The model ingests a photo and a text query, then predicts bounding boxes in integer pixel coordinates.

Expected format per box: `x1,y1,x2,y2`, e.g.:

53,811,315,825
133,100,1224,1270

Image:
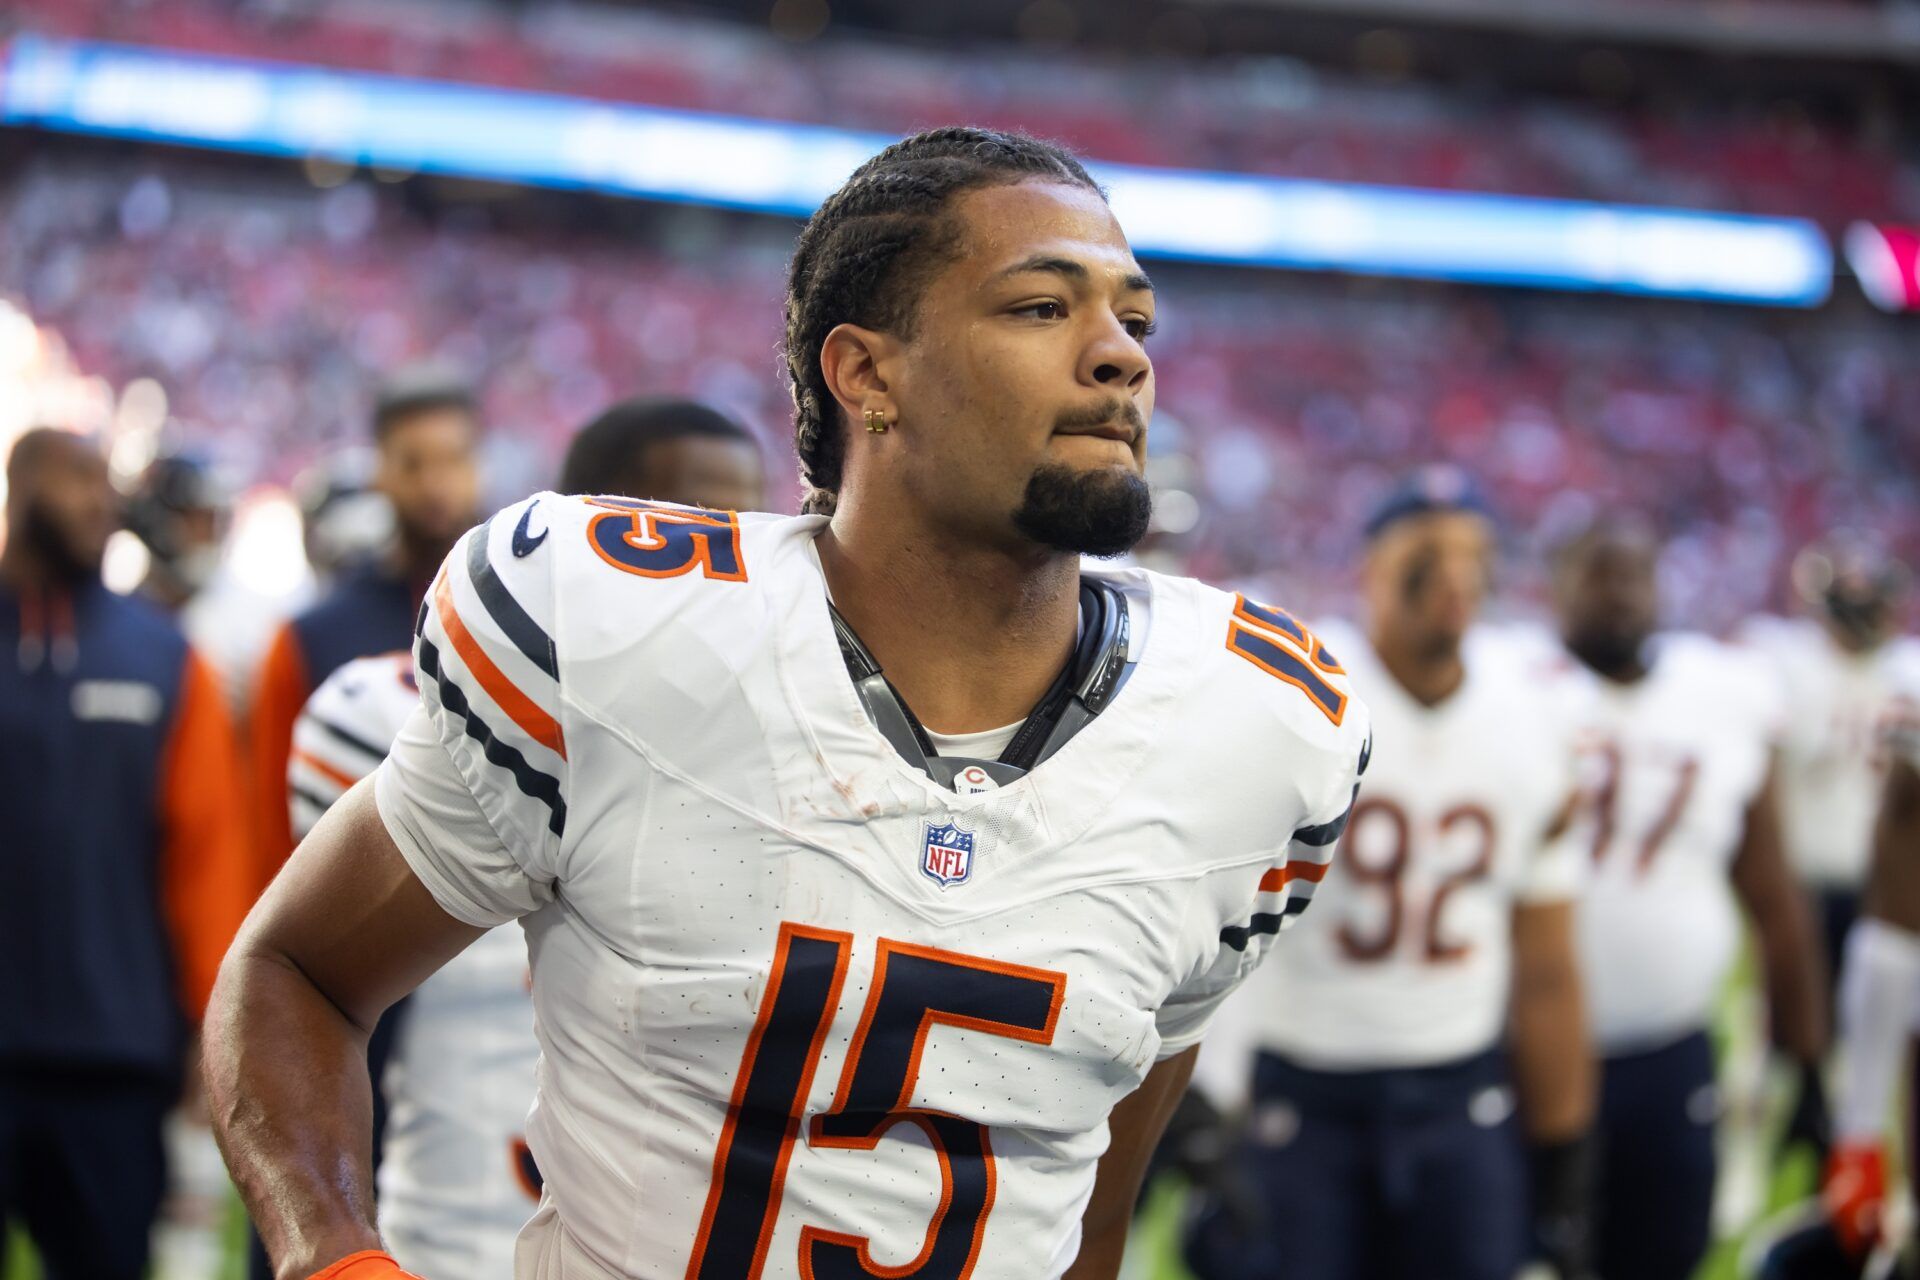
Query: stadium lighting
0,35,1834,307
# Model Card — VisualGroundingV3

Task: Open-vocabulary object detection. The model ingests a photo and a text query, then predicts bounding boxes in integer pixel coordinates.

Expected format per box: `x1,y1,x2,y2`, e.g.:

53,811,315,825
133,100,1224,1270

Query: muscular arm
1863,758,1920,935
1729,762,1828,1062
1064,1047,1197,1280
203,780,482,1279
1509,900,1594,1141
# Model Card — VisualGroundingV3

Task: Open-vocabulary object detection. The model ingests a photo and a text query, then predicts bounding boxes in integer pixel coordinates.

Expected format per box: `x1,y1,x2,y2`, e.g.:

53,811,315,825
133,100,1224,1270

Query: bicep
237,779,483,1034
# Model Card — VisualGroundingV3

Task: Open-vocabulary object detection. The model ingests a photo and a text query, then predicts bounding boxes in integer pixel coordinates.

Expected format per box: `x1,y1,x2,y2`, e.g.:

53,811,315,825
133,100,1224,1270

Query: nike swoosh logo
512,501,548,558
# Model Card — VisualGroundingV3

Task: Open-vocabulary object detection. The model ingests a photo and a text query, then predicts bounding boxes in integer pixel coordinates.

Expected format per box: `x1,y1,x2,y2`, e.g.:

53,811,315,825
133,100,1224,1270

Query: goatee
1012,464,1152,559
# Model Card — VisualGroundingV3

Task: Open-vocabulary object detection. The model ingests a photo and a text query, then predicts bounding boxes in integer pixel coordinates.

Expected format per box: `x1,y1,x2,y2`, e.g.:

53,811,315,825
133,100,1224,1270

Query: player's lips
1055,421,1137,443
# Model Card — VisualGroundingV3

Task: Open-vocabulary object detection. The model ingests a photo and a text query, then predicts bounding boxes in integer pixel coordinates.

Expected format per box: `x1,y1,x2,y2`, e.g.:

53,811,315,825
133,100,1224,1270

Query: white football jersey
372,493,1371,1280
1228,623,1581,1073
1742,618,1920,889
1550,636,1782,1054
291,652,543,1278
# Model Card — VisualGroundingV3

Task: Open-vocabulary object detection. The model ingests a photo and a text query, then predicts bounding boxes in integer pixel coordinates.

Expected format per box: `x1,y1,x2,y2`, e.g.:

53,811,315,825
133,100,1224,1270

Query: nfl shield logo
921,821,976,888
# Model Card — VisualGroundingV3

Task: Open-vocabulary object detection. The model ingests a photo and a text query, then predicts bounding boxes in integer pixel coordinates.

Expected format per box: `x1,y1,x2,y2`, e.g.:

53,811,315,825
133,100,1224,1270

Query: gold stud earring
864,409,891,434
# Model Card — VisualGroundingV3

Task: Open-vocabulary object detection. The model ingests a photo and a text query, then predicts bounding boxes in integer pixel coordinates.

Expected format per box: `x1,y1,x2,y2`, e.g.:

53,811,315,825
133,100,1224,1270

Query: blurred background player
240,369,480,1280
248,368,484,896
1805,663,1920,1277
1745,537,1920,994
557,396,765,511
282,397,764,1277
0,428,251,1280
1550,514,1829,1280
1195,468,1593,1280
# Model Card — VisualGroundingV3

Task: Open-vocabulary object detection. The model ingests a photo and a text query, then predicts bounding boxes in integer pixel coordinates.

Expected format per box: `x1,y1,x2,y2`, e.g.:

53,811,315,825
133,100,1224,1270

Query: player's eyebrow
999,254,1155,294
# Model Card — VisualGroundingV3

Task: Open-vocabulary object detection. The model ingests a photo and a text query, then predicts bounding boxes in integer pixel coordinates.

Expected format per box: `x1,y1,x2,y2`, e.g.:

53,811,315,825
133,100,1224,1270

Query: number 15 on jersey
687,923,1068,1280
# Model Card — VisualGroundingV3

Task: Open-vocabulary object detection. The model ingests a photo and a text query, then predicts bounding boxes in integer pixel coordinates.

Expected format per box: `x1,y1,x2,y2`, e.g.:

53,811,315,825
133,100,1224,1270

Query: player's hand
1780,1058,1832,1163
1823,1141,1887,1258
306,1251,427,1280
1529,1136,1599,1280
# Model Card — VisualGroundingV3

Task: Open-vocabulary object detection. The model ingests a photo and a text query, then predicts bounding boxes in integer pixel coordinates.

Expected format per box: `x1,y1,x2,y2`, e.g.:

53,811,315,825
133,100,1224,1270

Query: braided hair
783,127,1102,515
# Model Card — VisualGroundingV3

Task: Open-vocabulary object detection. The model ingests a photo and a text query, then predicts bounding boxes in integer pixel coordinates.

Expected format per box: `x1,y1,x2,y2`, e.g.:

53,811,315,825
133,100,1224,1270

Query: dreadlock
783,127,1102,515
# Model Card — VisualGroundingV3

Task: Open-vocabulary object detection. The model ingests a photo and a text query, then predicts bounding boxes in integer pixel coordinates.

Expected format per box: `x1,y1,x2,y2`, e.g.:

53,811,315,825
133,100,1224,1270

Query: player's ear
820,323,901,429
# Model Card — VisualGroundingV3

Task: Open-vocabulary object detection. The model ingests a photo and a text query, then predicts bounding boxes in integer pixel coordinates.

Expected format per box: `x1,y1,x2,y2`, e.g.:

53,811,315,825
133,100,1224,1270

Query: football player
1818,662,1920,1271
1550,514,1828,1280
283,399,770,1278
1744,536,1920,991
204,127,1372,1280
1198,468,1594,1280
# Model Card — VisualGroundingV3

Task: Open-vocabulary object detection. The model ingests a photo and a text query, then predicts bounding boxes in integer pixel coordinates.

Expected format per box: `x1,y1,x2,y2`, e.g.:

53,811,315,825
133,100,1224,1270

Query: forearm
1509,960,1594,1141
1754,896,1828,1063
204,944,383,1280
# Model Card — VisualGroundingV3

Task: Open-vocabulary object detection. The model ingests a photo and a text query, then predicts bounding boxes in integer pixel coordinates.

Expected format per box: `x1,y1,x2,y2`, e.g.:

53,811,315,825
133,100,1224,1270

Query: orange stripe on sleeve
432,572,567,760
291,747,363,793
1259,860,1332,894
159,649,255,1023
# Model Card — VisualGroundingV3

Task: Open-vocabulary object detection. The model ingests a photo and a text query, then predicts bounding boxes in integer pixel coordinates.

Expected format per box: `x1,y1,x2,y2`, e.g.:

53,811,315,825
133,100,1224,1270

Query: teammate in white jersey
1549,516,1828,1280
205,127,1372,1280
1743,537,1920,988
1194,470,1592,1280
292,651,544,1278
1795,653,1920,1274
280,398,771,1278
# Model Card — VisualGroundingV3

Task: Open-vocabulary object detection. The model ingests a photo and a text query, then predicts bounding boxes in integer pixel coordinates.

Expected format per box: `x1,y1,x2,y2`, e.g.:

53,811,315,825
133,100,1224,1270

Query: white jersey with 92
1550,635,1782,1055
291,652,543,1277
372,493,1371,1280
1228,623,1581,1073
1741,617,1920,890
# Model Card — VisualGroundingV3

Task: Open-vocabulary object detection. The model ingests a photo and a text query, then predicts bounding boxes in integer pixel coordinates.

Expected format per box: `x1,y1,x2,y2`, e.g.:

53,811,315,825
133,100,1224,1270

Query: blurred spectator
0,427,250,1280
246,368,483,895
2,155,1914,633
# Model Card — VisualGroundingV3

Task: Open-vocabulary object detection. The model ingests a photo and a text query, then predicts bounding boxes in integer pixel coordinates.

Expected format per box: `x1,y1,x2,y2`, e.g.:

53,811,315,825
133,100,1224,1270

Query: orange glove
307,1251,426,1280
1823,1141,1887,1258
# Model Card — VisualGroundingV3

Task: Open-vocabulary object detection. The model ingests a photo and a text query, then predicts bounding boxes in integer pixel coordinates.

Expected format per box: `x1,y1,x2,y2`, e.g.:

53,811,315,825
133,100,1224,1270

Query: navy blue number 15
685,923,1067,1280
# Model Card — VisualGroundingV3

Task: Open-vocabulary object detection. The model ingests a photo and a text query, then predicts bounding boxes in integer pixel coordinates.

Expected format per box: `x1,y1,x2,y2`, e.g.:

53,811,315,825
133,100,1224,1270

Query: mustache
1054,400,1147,437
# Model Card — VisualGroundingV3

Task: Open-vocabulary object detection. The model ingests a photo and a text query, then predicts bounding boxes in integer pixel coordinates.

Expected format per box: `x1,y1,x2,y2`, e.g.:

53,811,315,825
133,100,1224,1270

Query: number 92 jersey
1231,623,1582,1073
372,494,1371,1279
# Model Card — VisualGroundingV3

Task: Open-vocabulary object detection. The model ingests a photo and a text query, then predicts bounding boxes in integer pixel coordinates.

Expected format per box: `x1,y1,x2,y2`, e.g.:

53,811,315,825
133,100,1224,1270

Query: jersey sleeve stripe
290,781,333,814
1220,914,1284,953
468,511,560,680
306,713,389,765
1257,860,1332,894
1292,787,1359,848
291,747,362,792
433,570,568,761
418,634,568,837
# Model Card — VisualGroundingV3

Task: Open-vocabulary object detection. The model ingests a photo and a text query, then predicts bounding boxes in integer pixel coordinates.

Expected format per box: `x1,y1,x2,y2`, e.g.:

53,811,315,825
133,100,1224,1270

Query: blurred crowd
6,0,1916,230
2,155,1915,633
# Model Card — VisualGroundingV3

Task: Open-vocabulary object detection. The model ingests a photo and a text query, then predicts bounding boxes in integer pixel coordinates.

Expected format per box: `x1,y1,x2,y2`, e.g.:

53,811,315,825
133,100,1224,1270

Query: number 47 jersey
373,493,1371,1279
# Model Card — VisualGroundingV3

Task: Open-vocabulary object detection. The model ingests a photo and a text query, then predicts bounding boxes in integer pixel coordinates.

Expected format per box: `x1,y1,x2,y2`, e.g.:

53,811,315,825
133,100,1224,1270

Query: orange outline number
1226,595,1347,725
686,930,1067,1280
586,497,748,582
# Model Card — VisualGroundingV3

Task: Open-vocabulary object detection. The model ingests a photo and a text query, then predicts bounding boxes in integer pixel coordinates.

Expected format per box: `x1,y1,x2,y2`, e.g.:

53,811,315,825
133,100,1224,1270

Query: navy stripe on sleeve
418,636,567,837
1292,787,1359,848
466,513,560,680
309,714,390,764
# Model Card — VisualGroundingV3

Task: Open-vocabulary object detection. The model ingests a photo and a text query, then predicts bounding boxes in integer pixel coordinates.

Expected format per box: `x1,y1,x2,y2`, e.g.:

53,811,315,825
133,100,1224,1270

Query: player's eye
1013,300,1066,322
1123,316,1157,343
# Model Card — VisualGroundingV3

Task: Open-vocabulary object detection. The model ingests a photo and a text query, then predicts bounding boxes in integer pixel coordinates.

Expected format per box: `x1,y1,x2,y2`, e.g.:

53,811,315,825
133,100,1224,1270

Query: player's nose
1081,314,1151,395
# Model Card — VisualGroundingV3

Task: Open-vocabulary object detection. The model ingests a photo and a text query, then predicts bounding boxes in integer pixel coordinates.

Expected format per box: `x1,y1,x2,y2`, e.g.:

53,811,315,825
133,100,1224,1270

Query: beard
1565,626,1647,680
1011,463,1152,559
19,503,102,585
